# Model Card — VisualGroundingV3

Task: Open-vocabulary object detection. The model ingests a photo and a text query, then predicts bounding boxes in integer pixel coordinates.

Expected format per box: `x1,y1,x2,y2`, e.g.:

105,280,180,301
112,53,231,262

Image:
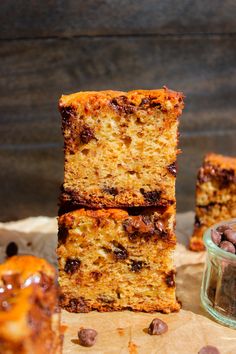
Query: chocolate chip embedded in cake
59,88,184,210
0,255,62,354
57,207,180,313
190,153,236,251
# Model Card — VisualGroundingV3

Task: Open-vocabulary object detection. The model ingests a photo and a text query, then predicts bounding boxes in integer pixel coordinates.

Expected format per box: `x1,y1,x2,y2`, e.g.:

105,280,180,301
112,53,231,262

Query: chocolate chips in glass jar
209,224,236,318
210,225,236,254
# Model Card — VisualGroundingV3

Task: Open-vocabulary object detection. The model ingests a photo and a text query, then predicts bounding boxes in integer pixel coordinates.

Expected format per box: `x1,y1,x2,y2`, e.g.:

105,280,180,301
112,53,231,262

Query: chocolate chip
154,221,168,239
148,318,168,335
130,260,144,272
142,215,151,225
216,224,232,235
80,125,96,144
194,215,201,228
64,258,81,274
58,226,68,244
139,97,161,109
219,168,235,188
224,230,236,245
110,96,135,114
167,162,177,177
140,98,149,106
149,101,162,109
198,345,220,354
103,187,118,196
68,297,89,313
60,105,75,119
6,242,18,257
219,241,235,254
122,216,154,241
211,230,221,246
68,298,78,312
140,189,161,203
198,162,235,188
90,271,102,281
78,328,97,347
113,242,128,260
165,270,175,287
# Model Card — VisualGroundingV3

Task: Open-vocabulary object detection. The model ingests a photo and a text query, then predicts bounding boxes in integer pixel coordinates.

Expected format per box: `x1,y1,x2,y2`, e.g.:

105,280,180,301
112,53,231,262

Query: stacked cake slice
57,88,184,313
190,153,236,251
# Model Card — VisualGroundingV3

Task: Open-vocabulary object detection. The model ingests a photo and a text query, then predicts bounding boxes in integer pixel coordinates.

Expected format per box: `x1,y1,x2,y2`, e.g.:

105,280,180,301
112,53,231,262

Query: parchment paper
0,213,235,353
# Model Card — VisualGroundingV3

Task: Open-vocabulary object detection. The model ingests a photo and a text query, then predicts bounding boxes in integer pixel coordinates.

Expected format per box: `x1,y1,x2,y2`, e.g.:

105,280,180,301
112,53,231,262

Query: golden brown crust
190,153,236,251
57,207,179,314
0,256,62,354
59,88,184,114
59,88,184,210
204,153,236,170
59,289,181,314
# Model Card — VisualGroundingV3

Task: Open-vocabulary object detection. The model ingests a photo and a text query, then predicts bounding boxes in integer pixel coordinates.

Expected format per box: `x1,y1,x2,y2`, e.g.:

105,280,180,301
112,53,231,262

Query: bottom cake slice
0,255,62,354
57,208,180,313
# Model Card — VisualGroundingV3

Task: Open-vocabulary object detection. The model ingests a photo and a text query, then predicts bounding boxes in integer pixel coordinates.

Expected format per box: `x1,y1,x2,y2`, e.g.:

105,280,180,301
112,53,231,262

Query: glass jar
201,219,236,328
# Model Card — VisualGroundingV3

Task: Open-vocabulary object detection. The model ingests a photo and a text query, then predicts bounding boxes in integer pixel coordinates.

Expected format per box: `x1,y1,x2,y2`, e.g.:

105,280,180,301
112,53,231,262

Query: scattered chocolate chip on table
78,328,97,347
198,345,221,354
148,318,168,335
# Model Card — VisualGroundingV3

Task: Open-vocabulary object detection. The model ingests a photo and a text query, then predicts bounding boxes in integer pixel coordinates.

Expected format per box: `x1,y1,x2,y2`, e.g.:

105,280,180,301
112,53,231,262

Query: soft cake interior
60,89,184,208
57,208,179,313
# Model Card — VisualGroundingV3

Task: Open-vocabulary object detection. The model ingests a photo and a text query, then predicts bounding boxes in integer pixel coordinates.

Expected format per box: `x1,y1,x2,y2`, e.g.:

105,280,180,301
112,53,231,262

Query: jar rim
203,218,236,260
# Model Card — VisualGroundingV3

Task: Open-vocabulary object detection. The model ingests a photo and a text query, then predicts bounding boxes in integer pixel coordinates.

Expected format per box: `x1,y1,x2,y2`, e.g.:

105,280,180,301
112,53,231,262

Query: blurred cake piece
190,153,236,251
59,88,184,211
0,255,62,354
57,207,180,313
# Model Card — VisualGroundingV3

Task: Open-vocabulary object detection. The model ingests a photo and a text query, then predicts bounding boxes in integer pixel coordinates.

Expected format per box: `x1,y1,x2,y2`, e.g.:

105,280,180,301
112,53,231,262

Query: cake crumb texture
57,208,180,313
60,88,184,209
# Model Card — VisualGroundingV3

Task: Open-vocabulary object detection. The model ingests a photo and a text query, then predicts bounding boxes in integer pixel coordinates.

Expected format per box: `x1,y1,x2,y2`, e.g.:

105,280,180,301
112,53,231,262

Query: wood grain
0,146,63,221
1,36,236,146
1,3,236,219
1,0,236,39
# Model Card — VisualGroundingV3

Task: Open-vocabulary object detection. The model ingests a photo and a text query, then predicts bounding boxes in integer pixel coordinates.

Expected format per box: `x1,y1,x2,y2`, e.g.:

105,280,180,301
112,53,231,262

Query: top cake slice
59,88,184,210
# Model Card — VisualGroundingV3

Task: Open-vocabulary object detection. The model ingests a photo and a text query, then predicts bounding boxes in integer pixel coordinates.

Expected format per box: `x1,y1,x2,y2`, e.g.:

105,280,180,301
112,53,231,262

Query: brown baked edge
60,293,181,314
58,190,175,215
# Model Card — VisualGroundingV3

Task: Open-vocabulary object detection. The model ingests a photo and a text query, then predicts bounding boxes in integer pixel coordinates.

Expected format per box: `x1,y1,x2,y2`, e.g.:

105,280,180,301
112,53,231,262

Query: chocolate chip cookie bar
59,88,184,211
0,255,62,354
190,153,236,251
57,207,180,313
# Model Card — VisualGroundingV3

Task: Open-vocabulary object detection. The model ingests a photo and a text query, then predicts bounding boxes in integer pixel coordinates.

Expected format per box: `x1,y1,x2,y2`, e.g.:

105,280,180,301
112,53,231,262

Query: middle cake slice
57,206,179,313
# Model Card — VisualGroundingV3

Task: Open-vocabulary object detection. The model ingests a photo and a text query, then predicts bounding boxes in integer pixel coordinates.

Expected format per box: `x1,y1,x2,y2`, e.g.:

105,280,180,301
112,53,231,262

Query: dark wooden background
1,1,236,221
